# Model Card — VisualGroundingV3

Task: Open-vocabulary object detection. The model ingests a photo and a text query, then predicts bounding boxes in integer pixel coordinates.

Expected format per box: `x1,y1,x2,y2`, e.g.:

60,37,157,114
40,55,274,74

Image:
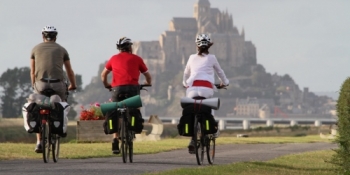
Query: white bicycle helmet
41,25,57,40
42,25,57,33
116,37,133,50
195,34,211,47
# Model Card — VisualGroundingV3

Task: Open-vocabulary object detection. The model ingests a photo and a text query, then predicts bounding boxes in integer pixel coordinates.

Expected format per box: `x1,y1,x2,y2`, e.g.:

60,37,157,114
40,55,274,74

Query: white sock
37,141,41,144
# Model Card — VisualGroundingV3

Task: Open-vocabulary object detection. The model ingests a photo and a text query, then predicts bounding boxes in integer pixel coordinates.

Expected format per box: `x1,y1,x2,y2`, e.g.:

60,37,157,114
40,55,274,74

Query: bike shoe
112,139,120,154
188,140,195,154
35,143,43,153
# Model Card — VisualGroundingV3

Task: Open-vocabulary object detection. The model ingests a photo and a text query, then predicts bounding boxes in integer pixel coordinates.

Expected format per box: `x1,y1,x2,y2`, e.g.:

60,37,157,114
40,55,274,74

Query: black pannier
49,102,67,135
103,110,119,134
128,108,144,134
177,104,218,136
25,103,41,133
201,111,218,135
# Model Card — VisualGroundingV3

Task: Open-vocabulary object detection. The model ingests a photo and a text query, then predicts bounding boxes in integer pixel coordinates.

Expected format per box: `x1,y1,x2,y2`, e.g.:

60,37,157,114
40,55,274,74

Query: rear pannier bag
128,108,144,134
22,102,41,133
49,102,70,135
177,105,195,137
177,114,195,137
178,104,218,136
103,110,119,134
202,112,218,135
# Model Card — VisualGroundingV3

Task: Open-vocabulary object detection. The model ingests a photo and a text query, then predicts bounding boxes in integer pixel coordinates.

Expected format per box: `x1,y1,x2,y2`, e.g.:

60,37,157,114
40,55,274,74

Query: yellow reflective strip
185,124,188,134
206,120,209,130
109,119,113,129
131,116,135,126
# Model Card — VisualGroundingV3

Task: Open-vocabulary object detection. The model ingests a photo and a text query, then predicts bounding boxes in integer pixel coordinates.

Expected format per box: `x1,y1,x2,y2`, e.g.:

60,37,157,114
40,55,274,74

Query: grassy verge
144,150,336,175
0,135,332,160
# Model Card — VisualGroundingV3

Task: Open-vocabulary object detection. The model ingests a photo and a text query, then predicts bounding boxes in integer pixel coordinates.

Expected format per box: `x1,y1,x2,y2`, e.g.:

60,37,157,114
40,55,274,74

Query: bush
330,77,350,173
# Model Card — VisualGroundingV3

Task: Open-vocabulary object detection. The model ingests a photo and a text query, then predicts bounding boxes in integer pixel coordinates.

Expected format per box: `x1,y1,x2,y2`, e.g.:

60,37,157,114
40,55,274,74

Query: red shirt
105,52,148,87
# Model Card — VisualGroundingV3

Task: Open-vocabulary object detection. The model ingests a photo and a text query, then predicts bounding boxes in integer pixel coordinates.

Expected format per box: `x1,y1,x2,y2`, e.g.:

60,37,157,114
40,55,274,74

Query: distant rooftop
197,0,210,6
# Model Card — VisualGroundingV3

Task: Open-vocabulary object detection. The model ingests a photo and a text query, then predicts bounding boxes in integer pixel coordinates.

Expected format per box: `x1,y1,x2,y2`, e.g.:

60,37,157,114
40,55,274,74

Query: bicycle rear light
39,109,50,115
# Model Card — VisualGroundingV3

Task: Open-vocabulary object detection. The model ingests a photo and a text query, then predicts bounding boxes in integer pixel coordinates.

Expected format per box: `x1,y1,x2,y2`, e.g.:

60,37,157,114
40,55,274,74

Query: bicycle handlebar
140,84,152,90
214,84,228,90
106,84,152,91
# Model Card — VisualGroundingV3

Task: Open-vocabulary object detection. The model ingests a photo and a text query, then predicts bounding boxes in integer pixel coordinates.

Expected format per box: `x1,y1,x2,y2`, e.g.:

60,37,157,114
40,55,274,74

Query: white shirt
183,53,229,87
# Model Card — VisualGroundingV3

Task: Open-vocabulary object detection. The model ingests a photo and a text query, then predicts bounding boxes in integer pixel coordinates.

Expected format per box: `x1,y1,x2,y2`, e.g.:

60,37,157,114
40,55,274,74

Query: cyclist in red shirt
101,37,152,154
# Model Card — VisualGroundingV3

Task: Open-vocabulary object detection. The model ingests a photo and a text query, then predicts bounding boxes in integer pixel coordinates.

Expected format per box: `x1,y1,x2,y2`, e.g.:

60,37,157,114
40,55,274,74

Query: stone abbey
133,0,257,75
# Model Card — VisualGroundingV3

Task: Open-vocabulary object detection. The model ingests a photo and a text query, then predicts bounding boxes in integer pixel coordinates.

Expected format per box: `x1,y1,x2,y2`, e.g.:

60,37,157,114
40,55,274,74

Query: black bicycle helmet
116,37,133,51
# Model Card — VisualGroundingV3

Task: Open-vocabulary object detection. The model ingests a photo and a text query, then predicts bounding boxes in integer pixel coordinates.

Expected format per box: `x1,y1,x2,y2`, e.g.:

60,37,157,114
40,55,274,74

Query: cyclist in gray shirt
30,25,77,153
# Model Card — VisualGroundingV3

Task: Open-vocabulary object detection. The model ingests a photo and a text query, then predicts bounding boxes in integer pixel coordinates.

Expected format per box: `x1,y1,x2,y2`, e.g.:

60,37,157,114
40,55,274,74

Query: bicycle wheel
206,136,215,164
41,121,50,163
52,134,60,163
120,117,128,163
128,131,134,163
194,116,204,165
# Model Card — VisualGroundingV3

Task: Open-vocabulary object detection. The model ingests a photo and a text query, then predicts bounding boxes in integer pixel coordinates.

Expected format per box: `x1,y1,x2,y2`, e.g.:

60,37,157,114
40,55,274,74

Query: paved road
0,143,336,175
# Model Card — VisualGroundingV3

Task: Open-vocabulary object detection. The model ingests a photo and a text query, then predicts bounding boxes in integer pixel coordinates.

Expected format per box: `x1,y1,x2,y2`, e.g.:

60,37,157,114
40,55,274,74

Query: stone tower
194,0,211,21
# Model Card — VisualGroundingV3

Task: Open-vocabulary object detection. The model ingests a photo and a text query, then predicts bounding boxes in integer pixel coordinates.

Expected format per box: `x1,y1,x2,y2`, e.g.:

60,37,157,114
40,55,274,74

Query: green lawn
144,150,337,175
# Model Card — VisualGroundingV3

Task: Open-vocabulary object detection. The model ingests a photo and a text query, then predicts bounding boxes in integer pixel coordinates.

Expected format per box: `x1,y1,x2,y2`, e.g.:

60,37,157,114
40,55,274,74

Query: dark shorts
111,85,140,102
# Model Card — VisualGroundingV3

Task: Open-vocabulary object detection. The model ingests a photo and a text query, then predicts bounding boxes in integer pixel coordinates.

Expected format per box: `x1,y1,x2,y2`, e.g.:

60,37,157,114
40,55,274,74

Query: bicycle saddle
193,96,206,100
41,88,56,97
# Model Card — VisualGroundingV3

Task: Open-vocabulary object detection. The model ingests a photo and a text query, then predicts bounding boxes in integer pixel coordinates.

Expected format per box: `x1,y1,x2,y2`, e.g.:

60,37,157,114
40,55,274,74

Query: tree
0,67,83,119
330,77,350,173
0,67,32,118
281,74,294,82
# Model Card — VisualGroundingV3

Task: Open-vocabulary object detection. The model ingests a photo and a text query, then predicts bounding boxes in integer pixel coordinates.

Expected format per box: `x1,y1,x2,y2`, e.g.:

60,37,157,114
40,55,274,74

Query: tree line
0,67,82,119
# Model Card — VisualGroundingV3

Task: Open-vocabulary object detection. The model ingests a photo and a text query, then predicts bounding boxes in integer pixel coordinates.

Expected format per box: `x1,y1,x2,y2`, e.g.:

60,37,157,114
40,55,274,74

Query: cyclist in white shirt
182,34,229,153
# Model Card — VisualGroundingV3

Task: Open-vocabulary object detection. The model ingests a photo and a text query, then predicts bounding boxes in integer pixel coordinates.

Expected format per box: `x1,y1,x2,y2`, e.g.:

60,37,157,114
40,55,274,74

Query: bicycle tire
194,116,204,165
128,131,134,163
206,136,215,164
52,134,60,163
41,121,50,163
121,117,128,163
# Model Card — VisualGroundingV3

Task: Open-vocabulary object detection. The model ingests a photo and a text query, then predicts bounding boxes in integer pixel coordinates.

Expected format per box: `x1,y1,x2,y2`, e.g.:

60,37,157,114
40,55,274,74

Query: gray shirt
31,42,69,81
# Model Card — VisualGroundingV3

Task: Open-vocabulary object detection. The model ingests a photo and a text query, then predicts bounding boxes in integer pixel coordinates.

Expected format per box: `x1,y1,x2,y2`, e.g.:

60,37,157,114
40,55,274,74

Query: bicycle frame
183,83,225,165
107,84,151,163
38,104,60,163
118,107,134,163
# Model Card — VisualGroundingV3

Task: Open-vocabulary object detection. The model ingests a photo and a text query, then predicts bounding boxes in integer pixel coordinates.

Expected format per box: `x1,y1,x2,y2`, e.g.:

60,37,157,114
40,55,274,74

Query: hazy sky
1,0,349,92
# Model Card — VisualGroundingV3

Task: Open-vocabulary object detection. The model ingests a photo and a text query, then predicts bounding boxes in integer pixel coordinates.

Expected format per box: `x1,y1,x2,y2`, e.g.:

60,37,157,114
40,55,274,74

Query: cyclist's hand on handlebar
68,85,77,91
104,84,112,91
143,81,151,86
217,83,228,89
221,83,227,88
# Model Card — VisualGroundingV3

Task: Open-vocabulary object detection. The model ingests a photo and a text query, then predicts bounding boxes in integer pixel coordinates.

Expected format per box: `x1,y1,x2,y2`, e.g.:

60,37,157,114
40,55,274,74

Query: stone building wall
134,0,258,91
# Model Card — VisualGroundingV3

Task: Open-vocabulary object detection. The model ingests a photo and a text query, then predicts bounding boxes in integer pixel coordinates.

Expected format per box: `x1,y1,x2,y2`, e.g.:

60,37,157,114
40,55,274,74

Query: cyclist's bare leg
112,133,120,154
36,133,41,143
35,133,42,153
113,133,119,139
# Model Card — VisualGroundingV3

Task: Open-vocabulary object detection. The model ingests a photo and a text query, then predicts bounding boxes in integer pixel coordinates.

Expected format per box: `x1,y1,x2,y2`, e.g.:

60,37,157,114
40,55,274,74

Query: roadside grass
0,135,332,160
144,150,336,175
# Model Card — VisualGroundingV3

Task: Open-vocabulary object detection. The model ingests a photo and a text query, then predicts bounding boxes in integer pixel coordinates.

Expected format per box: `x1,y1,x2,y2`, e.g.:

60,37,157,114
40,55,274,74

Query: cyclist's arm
142,71,152,85
212,56,229,86
30,58,35,87
183,57,191,87
64,60,77,89
101,68,112,88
